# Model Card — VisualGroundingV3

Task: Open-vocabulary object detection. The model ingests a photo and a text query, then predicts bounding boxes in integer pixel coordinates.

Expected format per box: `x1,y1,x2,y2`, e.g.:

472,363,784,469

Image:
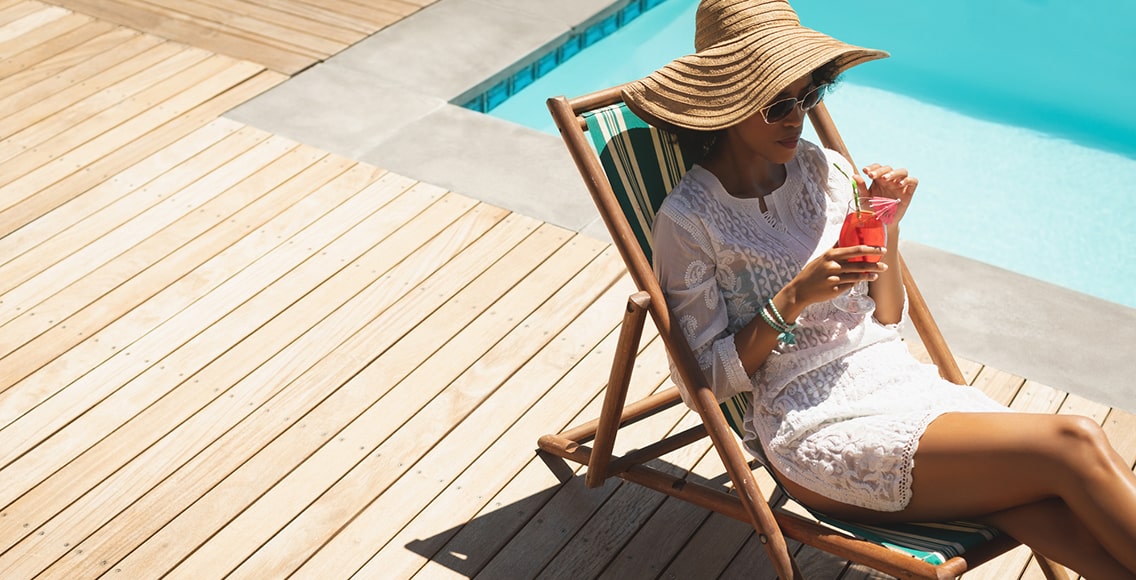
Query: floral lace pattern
653,141,1009,512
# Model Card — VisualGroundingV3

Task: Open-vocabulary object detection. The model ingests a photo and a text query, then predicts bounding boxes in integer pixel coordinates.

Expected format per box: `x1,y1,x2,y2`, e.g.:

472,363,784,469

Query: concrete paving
226,0,1134,411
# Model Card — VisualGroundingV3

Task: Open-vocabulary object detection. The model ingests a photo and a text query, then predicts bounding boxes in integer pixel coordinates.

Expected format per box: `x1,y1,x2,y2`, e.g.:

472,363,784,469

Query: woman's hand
856,164,917,225
744,244,886,373
781,245,888,311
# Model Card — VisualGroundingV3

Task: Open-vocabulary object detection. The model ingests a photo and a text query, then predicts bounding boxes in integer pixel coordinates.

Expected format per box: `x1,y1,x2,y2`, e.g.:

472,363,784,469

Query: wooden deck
1,1,1133,578
33,0,435,74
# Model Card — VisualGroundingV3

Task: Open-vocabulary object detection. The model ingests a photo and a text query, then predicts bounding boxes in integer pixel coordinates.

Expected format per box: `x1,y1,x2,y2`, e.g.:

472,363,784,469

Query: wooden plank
0,137,300,470
970,366,1025,406
239,0,391,34
0,157,386,453
407,337,670,579
46,0,315,72
0,116,242,277
0,145,347,374
600,440,730,579
0,123,319,421
0,167,410,575
0,47,217,183
373,0,435,11
0,160,378,553
0,134,319,366
658,455,785,578
0,56,265,212
188,0,370,41
131,0,342,57
469,353,699,578
722,534,804,580
347,232,618,580
0,47,207,192
839,561,896,580
904,338,983,385
0,68,284,237
1103,407,1136,467
253,0,416,26
125,0,336,57
2,155,362,405
0,10,86,63
1008,379,1068,414
118,220,581,580
538,413,713,579
776,498,852,579
355,303,671,579
0,3,67,44
662,512,760,579
0,21,122,98
0,33,171,135
0,0,46,28
37,193,514,579
1058,392,1113,425
0,123,264,363
0,131,288,333
170,243,627,579
57,192,494,578
0,121,266,299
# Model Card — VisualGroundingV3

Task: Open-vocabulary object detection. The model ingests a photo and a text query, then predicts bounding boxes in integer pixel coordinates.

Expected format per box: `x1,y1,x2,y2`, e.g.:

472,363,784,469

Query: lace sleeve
653,205,752,405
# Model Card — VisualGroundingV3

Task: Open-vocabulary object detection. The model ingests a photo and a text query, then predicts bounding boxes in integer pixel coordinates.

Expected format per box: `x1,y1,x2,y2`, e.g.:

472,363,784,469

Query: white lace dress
652,140,1009,512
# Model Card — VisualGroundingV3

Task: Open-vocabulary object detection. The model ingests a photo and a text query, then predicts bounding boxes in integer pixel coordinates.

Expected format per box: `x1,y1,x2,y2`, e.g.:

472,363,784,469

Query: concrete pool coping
225,0,1135,412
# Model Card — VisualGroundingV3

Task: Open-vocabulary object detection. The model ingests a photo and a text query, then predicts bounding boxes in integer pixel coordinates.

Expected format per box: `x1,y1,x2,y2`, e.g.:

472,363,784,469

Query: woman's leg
981,498,1132,580
777,412,1136,573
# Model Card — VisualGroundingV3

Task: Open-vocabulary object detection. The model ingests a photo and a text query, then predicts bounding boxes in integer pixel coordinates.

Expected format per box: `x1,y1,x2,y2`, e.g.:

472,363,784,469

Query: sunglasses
759,83,830,124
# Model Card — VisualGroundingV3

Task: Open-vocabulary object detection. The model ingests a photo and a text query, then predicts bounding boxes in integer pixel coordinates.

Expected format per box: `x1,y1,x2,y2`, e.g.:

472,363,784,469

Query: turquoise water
489,0,1136,309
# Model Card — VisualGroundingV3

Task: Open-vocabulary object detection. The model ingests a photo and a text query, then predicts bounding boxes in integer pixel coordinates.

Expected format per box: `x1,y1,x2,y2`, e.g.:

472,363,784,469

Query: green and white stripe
584,103,689,264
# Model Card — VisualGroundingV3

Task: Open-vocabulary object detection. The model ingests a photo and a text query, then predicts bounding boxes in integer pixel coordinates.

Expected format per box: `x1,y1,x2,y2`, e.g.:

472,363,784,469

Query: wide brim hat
622,0,888,132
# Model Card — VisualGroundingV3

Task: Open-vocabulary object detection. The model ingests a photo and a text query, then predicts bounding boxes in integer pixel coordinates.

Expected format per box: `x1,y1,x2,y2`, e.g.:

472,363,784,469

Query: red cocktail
832,200,886,313
838,209,886,262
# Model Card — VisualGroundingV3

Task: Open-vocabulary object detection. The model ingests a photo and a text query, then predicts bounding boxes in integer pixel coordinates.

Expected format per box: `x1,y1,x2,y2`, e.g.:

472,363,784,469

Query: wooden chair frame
537,86,1069,580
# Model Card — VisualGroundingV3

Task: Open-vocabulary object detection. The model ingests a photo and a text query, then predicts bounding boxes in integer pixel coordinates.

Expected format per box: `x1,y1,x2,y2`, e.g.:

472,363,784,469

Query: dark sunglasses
759,83,830,124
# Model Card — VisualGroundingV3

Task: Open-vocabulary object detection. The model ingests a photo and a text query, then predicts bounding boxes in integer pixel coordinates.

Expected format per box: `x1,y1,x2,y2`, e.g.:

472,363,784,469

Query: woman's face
726,73,815,165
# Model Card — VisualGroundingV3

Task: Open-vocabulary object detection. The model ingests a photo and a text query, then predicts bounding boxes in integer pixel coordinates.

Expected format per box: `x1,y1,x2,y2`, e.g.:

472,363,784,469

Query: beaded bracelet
759,299,797,346
766,299,794,329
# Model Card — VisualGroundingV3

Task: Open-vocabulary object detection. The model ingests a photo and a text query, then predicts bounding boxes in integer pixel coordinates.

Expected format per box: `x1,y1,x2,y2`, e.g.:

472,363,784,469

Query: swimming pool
485,0,1136,309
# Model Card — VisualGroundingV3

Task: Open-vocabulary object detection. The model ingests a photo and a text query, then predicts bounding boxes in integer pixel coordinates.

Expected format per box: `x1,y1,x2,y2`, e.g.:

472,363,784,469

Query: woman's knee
1047,415,1117,474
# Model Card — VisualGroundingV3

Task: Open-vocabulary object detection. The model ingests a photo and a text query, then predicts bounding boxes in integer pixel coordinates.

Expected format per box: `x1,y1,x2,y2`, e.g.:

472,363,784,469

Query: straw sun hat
622,0,888,131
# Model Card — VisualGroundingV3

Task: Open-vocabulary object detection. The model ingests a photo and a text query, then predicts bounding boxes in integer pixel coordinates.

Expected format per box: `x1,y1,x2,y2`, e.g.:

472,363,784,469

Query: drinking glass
831,200,886,313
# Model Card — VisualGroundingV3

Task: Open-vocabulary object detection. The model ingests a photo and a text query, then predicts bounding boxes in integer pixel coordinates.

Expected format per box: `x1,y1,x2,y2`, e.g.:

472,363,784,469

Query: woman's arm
653,208,755,402
736,242,888,372
855,164,918,325
869,223,904,324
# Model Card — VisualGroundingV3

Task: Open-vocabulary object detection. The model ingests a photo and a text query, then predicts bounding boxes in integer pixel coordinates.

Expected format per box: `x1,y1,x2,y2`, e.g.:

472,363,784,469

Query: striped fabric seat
582,102,1001,566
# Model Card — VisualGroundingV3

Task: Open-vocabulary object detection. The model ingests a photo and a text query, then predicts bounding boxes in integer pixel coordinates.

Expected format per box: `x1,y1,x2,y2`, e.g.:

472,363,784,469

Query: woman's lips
778,136,800,148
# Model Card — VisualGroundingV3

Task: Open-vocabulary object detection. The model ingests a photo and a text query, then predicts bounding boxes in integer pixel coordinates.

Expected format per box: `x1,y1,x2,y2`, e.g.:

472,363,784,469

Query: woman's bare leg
777,412,1136,573
981,498,1132,579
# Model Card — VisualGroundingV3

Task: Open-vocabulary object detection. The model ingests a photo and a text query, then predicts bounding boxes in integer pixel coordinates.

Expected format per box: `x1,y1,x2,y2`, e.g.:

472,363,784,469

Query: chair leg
1032,552,1071,580
586,291,651,488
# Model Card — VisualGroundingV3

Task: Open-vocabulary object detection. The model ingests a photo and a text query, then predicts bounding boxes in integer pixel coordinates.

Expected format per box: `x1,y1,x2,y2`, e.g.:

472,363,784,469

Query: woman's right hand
784,245,888,307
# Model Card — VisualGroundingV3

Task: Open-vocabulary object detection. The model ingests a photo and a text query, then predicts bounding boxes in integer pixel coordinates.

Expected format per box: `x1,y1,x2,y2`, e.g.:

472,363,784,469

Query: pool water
488,0,1136,309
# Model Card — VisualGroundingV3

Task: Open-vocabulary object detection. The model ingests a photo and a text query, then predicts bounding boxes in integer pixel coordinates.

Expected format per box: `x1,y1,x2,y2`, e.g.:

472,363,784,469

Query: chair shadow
404,451,778,578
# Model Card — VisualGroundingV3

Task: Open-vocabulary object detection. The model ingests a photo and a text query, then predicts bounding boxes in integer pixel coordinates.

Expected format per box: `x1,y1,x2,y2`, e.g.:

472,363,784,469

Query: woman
622,0,1136,576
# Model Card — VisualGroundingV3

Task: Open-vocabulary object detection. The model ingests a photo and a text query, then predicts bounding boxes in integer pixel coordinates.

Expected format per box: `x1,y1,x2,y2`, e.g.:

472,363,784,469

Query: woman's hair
669,58,843,163
811,58,842,87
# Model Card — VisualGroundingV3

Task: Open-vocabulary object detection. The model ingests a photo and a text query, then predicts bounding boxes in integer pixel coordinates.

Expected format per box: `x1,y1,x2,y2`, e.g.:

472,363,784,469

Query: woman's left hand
855,164,917,225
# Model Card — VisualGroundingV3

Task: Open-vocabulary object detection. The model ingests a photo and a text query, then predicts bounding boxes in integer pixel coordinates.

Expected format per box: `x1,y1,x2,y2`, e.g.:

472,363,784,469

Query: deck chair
538,86,1070,579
